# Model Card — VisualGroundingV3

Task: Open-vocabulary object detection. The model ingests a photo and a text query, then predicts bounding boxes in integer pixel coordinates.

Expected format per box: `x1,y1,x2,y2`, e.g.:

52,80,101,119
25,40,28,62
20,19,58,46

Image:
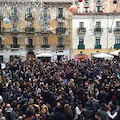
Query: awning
36,53,52,57
93,53,114,59
110,50,120,56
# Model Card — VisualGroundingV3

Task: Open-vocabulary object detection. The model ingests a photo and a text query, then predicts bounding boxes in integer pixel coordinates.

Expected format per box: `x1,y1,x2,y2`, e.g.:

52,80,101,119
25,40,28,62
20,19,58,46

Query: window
0,21,1,30
58,37,63,45
74,0,78,4
84,0,89,4
13,37,18,45
96,6,101,12
79,22,84,28
113,0,117,4
84,7,89,13
58,22,63,28
79,37,84,45
96,22,101,28
116,21,120,27
0,37,2,46
58,8,63,18
43,37,48,45
26,8,32,17
12,21,17,28
28,37,33,46
115,36,120,44
27,22,33,28
11,7,17,17
0,9,2,17
95,37,100,45
76,7,79,13
96,0,101,3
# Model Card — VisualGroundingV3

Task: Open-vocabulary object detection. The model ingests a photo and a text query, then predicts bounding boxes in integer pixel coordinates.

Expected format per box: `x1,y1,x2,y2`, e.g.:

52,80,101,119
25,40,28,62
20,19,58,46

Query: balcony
41,44,50,48
78,45,85,49
114,44,120,49
9,15,18,20
56,28,67,34
95,45,101,49
57,44,64,49
94,27,103,33
41,30,49,34
26,45,35,49
25,13,34,21
77,27,86,34
25,27,34,33
10,28,19,34
11,44,19,49
113,27,120,33
0,45,4,49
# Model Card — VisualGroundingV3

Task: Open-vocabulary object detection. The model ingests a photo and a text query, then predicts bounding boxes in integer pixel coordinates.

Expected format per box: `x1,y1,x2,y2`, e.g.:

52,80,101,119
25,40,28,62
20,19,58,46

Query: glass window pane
115,36,120,44
116,21,120,27
95,37,100,45
28,37,33,46
79,22,84,28
13,37,17,45
58,22,63,28
79,37,84,45
58,37,63,45
43,37,48,45
96,22,101,28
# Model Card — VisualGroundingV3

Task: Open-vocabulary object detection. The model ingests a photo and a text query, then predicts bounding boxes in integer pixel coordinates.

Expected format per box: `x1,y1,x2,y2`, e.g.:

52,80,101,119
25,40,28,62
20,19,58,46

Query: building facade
0,0,72,62
72,0,120,59
72,13,120,59
73,0,119,13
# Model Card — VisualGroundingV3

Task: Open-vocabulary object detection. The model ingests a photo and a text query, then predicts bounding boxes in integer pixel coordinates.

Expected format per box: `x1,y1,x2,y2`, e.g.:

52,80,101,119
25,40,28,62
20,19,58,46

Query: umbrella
93,53,114,59
36,53,52,57
110,50,120,56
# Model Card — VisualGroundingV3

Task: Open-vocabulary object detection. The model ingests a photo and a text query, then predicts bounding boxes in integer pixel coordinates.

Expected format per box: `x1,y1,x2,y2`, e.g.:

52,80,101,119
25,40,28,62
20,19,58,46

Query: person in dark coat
81,102,94,120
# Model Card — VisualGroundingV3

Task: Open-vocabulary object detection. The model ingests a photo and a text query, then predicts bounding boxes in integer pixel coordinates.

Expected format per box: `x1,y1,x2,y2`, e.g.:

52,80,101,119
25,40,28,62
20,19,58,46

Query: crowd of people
0,58,120,120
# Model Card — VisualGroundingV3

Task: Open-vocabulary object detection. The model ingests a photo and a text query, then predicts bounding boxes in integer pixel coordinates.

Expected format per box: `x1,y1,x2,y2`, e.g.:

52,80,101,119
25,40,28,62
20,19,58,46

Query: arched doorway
27,51,35,61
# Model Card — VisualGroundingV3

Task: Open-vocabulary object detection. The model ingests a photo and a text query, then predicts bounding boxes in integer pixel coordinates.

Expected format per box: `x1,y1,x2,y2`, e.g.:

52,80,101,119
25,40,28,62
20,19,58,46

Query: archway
27,51,35,61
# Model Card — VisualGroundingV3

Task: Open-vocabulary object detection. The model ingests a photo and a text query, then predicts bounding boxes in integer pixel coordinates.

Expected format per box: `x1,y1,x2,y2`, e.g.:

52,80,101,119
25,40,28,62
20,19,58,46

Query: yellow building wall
73,49,117,60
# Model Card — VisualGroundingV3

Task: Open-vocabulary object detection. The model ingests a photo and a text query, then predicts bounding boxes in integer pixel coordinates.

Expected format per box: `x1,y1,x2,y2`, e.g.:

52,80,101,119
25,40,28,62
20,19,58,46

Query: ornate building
72,0,120,59
0,0,72,62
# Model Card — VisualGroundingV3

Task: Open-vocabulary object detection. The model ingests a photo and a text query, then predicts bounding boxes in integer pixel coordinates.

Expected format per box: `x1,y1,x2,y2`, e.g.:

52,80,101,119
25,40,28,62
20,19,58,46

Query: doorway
27,51,35,61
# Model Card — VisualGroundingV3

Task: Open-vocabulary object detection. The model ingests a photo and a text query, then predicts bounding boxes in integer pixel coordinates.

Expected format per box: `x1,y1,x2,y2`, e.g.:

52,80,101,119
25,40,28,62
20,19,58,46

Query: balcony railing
95,45,101,49
78,45,85,49
25,27,34,33
25,13,34,20
94,27,103,33
11,44,19,48
0,45,4,49
41,30,49,34
57,44,64,49
9,15,18,20
114,44,120,49
77,27,86,34
56,28,67,34
113,27,120,33
26,45,35,49
41,44,50,48
10,28,19,34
